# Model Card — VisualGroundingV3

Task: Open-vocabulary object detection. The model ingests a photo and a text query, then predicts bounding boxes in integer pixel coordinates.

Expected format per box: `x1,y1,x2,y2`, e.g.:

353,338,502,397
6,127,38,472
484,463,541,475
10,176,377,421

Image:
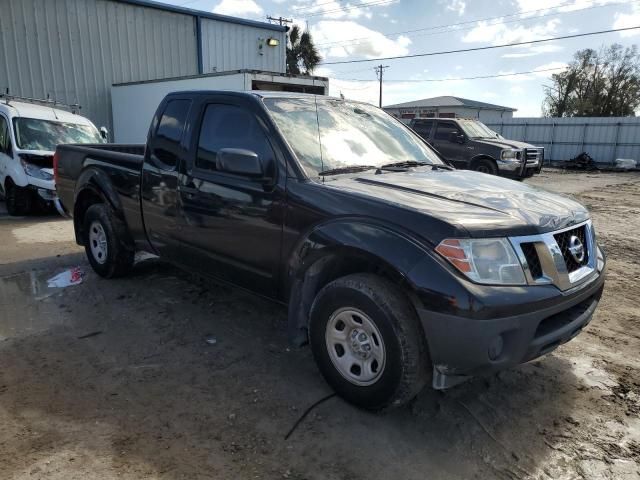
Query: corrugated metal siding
484,117,640,165
200,18,286,74
0,0,198,131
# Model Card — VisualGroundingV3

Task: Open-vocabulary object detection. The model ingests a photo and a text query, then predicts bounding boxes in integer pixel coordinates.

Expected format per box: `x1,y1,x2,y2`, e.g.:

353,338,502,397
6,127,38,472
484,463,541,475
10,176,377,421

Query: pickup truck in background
0,94,106,215
409,117,544,180
55,91,605,411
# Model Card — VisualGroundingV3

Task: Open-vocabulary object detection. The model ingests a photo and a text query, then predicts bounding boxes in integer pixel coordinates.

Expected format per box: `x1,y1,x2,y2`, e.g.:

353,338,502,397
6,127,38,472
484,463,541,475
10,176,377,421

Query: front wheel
309,274,431,411
5,180,32,216
472,158,498,175
83,204,134,278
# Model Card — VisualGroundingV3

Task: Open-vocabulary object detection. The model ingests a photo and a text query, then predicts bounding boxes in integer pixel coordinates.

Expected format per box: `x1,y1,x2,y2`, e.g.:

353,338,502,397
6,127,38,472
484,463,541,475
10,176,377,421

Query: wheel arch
470,154,498,171
73,168,126,245
285,219,429,346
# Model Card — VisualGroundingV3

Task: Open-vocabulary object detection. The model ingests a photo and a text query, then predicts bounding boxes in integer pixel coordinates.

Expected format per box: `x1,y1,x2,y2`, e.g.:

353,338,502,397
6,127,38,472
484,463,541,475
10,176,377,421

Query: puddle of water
0,270,69,340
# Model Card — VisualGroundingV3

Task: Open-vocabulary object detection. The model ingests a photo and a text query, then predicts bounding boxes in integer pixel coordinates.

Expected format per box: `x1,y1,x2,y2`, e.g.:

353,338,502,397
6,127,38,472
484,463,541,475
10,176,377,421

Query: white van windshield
13,118,103,151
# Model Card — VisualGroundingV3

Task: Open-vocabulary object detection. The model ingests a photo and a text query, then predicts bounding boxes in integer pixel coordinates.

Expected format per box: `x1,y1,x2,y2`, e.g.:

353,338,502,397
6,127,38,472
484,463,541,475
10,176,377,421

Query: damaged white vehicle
0,95,105,215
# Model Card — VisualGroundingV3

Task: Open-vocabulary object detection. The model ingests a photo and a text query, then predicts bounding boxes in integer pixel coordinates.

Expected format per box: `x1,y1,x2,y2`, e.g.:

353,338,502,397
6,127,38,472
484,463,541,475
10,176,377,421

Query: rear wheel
309,273,431,411
83,204,134,278
472,158,498,175
5,180,32,216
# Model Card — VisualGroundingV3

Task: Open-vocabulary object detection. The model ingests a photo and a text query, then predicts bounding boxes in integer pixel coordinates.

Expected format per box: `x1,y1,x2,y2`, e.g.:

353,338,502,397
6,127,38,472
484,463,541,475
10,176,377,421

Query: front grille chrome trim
509,220,596,291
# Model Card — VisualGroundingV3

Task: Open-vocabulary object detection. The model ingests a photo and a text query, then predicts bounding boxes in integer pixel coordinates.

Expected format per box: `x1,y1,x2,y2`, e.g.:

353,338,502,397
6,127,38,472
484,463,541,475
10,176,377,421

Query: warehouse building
384,96,517,123
0,0,289,132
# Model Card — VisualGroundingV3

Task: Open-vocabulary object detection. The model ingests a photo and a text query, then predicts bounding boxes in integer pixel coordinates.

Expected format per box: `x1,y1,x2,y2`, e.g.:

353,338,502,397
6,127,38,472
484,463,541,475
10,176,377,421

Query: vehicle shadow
0,258,583,479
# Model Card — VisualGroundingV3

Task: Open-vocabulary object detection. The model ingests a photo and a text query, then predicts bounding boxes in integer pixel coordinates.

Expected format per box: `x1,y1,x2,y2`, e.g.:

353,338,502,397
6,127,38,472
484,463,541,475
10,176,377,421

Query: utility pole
266,15,293,26
374,64,389,108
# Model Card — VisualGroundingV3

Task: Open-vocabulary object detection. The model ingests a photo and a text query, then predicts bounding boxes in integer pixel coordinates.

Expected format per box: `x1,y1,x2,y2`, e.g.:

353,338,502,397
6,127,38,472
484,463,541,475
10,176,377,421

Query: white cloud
502,44,563,58
312,20,411,59
212,0,263,17
613,3,640,37
444,0,466,16
515,0,620,16
462,18,561,45
497,61,568,82
290,0,398,20
510,86,525,94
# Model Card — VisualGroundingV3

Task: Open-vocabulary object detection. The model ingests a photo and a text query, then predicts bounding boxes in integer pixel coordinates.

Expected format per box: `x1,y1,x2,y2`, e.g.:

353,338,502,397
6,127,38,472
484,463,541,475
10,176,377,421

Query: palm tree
286,25,321,75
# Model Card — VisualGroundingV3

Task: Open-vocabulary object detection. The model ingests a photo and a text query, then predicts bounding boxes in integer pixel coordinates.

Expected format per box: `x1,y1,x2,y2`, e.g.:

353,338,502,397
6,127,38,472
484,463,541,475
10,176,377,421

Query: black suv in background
409,117,544,180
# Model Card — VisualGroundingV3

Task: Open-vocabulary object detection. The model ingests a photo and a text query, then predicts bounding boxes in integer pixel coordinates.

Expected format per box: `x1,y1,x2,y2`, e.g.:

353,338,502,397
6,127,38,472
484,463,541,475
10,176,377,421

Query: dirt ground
0,169,638,480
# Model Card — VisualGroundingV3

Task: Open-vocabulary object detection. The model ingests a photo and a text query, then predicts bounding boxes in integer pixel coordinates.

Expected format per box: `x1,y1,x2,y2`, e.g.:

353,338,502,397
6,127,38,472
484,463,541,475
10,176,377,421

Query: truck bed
55,143,146,246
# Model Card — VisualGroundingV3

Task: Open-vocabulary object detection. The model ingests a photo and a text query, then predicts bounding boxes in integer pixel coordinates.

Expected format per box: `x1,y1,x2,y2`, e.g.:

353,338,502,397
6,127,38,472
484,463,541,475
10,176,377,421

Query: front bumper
416,269,605,389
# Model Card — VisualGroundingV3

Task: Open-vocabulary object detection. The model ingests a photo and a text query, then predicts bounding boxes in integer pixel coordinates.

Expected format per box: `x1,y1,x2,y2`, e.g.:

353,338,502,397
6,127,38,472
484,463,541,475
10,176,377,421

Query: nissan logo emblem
568,235,585,263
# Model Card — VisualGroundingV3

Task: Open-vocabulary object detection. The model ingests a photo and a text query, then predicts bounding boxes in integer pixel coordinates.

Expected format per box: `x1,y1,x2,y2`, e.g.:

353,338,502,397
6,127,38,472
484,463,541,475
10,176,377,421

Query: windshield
13,117,103,151
457,119,499,139
263,97,442,176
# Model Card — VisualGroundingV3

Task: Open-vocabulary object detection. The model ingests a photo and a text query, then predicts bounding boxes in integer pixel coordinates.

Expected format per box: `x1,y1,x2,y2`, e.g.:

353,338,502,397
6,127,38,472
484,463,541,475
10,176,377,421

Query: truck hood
327,169,588,237
473,138,538,150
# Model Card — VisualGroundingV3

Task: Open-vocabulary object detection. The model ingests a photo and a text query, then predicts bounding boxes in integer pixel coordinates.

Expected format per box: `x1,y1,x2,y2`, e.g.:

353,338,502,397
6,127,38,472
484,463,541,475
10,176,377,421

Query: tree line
543,44,640,117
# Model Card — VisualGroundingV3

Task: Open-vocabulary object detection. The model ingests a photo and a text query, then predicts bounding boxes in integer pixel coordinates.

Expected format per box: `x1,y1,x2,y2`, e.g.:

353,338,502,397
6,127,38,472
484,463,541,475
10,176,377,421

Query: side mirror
449,131,464,144
217,148,263,177
99,126,109,142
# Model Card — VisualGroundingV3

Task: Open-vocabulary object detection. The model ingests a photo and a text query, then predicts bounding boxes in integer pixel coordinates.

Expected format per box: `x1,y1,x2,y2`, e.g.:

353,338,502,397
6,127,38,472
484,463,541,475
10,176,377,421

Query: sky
154,0,639,116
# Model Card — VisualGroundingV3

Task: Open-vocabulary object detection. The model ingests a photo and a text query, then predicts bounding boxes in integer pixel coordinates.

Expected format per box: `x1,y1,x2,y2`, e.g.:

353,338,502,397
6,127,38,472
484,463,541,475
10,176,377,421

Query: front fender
4,157,29,188
285,217,431,344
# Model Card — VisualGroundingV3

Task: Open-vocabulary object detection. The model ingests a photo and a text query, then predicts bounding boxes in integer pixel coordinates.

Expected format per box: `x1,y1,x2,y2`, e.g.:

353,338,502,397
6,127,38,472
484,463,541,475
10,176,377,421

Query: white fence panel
485,117,640,166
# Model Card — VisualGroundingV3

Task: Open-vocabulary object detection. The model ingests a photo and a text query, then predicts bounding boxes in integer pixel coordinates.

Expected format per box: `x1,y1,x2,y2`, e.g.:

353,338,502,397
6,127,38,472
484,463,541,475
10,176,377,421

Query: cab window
196,104,275,177
434,121,462,141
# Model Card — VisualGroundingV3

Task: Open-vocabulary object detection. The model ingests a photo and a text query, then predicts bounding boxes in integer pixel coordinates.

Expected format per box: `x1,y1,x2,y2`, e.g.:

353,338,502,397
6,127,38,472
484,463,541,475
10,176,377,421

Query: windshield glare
263,97,442,176
457,119,498,139
13,118,103,151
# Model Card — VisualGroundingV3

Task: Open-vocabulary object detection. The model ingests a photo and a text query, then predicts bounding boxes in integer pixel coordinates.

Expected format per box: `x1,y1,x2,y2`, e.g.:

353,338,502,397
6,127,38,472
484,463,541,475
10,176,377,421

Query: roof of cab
165,90,343,102
0,100,94,125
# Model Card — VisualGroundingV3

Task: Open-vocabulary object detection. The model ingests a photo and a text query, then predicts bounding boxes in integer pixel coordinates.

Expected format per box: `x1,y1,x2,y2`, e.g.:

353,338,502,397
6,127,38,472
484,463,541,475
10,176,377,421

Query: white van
0,96,105,215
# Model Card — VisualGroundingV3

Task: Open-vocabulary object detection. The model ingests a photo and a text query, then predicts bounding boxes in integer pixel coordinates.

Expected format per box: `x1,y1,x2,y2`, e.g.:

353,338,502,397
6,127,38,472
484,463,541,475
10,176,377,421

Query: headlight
21,159,53,181
435,238,526,285
500,149,521,161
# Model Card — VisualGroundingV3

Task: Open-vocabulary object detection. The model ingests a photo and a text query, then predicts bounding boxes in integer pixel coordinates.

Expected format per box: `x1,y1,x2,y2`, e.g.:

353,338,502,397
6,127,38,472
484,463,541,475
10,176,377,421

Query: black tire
5,180,32,216
83,204,134,278
309,273,431,411
472,158,498,175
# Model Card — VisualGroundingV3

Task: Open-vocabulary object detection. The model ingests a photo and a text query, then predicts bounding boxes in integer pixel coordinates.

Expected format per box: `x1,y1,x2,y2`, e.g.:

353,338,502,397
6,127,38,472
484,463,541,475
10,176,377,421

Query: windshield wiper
378,161,433,171
318,165,377,176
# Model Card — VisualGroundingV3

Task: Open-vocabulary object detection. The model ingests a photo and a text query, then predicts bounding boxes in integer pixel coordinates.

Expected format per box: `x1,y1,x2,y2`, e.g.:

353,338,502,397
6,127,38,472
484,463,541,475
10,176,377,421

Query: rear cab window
411,119,434,138
150,99,192,169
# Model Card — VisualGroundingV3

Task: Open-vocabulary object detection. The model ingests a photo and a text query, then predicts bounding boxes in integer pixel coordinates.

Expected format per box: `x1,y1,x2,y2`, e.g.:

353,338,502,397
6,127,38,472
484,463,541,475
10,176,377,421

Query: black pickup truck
55,91,606,411
409,117,544,179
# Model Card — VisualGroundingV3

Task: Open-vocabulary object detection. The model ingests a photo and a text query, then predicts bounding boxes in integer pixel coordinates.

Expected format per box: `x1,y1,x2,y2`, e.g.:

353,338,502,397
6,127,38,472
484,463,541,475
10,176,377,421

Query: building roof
384,96,517,112
114,0,286,32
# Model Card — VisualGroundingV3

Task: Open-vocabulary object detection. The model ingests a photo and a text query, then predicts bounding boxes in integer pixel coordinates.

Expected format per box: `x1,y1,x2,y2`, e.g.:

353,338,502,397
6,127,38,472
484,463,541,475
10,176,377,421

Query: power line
304,0,397,18
322,26,640,65
334,66,567,83
315,0,633,47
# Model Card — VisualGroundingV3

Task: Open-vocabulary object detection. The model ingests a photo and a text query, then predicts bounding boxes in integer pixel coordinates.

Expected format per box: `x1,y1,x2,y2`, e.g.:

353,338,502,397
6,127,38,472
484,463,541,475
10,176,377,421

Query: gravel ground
0,169,638,480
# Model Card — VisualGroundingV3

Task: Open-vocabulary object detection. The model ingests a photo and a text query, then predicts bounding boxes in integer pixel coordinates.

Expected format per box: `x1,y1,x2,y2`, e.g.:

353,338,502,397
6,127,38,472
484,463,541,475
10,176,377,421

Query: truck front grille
524,148,544,164
554,225,589,272
509,220,597,291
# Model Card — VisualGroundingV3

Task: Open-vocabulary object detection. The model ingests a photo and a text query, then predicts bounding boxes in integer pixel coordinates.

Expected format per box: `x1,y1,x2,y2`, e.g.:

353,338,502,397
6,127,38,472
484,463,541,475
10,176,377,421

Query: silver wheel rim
325,307,386,386
89,221,108,265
